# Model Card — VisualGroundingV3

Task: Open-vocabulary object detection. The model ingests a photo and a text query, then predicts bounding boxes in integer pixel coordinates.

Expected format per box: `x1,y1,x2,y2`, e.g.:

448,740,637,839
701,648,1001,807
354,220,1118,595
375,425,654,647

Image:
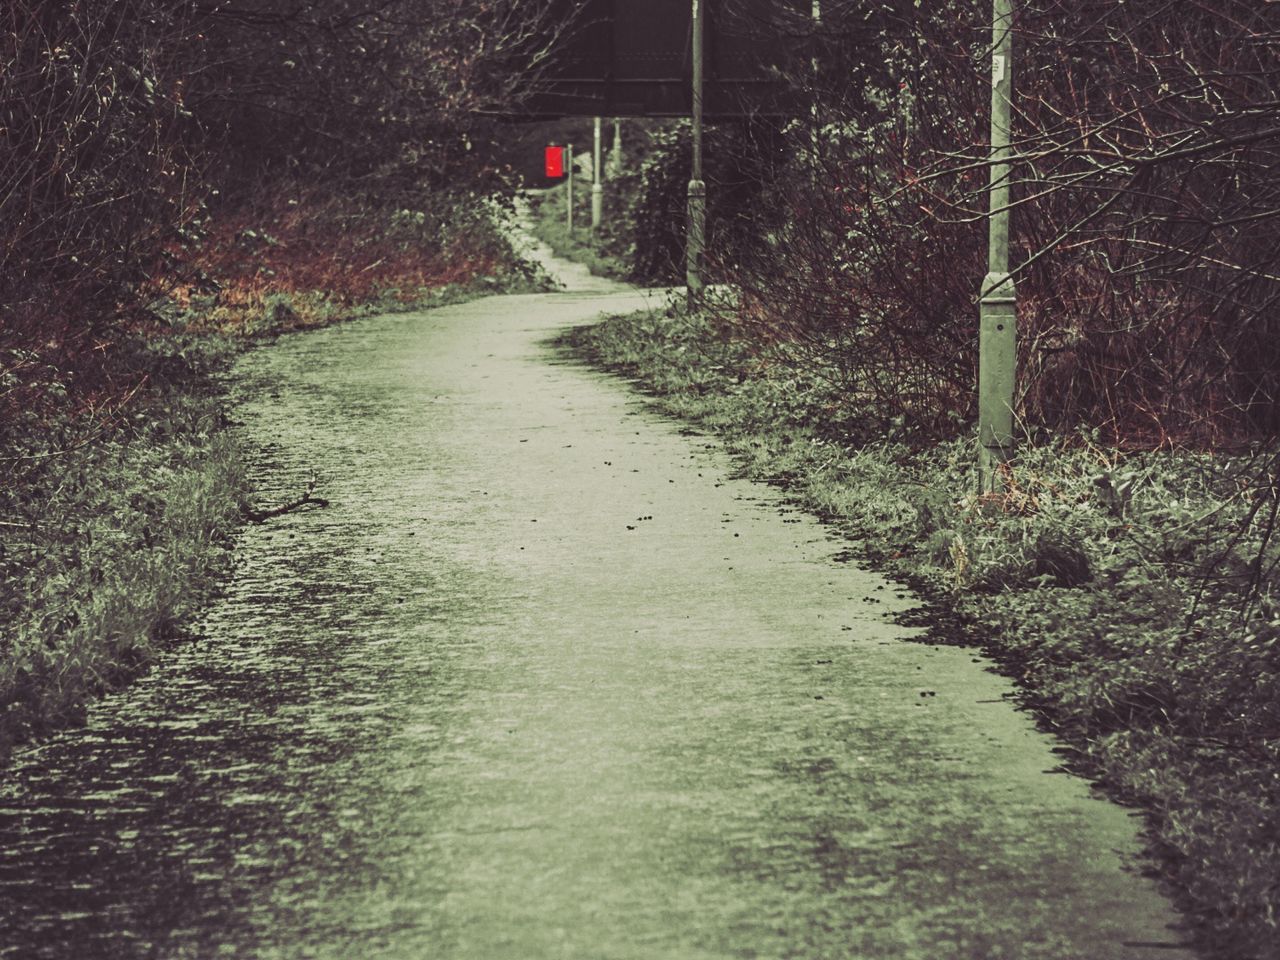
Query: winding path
0,233,1197,958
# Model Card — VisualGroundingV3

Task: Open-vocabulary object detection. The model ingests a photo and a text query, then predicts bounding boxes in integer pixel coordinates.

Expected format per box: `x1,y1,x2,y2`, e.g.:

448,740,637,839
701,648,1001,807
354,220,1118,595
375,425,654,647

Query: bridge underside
508,0,805,119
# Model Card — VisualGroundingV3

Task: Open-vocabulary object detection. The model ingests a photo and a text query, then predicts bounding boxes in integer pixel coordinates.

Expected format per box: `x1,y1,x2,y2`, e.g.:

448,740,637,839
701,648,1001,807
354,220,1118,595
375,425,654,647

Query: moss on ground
561,305,1280,960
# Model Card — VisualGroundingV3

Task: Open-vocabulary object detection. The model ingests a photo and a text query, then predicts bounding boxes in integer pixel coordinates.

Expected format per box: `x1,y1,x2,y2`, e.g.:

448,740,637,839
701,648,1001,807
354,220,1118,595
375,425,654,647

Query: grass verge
1,190,548,762
561,304,1280,960
0,335,248,758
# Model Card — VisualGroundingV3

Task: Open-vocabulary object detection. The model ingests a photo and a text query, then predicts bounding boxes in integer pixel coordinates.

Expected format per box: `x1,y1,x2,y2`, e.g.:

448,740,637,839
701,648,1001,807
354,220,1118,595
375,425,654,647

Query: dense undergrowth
163,190,549,337
0,336,245,758
563,306,1280,960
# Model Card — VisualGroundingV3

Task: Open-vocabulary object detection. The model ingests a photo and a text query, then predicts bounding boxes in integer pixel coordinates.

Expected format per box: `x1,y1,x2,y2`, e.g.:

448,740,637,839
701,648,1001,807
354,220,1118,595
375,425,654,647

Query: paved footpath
0,237,1199,958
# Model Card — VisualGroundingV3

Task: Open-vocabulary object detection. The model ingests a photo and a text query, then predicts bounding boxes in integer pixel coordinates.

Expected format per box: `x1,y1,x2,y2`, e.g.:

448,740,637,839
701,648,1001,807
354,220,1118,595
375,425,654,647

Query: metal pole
810,0,821,175
978,0,1016,492
686,0,706,300
592,117,604,230
566,143,574,233
610,118,623,177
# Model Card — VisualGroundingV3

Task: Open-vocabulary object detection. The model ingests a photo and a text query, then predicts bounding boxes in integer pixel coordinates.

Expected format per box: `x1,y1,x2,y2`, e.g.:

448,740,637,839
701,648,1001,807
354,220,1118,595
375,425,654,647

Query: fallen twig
243,473,330,523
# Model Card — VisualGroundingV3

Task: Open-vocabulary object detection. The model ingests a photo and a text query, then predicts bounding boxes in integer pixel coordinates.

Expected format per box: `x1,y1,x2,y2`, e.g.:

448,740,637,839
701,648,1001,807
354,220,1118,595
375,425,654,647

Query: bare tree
720,0,1280,446
0,0,573,402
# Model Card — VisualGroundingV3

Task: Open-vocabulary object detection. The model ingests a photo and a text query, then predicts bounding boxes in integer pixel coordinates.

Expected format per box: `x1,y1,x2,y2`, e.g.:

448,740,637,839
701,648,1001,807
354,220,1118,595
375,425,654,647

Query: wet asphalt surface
0,240,1200,958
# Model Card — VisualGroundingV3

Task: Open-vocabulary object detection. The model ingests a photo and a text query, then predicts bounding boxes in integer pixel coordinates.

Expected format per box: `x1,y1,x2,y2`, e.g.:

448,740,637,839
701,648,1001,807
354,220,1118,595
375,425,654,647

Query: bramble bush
715,0,1280,448
628,121,786,285
0,0,202,360
1,0,564,411
161,187,547,336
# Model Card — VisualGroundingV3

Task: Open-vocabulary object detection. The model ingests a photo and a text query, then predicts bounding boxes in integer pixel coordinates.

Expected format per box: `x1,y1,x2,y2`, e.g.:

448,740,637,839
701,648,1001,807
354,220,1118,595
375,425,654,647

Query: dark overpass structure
522,0,811,119
511,0,816,296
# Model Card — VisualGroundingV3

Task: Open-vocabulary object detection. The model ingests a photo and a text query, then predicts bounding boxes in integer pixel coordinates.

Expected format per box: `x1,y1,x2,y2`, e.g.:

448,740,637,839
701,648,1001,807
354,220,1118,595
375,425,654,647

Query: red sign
544,145,565,178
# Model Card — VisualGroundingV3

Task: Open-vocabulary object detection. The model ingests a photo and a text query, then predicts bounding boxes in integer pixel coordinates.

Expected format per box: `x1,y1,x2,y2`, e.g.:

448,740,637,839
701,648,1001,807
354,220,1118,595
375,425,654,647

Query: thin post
686,0,706,300
978,0,1016,492
566,143,574,233
610,118,623,176
592,117,604,230
810,0,821,175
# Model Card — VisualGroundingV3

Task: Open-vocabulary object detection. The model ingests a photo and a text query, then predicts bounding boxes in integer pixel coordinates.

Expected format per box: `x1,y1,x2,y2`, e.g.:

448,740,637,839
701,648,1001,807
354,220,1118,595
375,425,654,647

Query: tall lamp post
566,143,575,233
592,117,604,230
610,118,623,177
978,0,1016,492
686,0,706,300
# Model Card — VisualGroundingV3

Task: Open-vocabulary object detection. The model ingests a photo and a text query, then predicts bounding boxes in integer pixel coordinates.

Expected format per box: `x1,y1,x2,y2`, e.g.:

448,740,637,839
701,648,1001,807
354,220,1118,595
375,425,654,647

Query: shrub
718,0,1280,448
629,121,787,285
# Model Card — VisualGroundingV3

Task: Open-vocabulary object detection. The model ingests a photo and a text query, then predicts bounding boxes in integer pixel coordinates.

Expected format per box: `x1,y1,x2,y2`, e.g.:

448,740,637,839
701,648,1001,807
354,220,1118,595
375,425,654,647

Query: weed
159,189,550,338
